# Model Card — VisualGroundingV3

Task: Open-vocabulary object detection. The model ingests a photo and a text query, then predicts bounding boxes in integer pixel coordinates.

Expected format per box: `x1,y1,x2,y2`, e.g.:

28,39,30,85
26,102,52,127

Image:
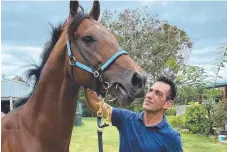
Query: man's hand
84,88,113,120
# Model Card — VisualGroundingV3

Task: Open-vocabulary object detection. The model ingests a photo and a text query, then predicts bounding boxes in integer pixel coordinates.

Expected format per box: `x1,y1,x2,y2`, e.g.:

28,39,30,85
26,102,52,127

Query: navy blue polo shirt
111,108,183,152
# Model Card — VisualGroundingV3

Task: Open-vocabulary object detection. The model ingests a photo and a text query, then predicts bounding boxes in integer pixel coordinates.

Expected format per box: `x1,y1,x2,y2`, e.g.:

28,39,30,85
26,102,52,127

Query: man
84,76,183,152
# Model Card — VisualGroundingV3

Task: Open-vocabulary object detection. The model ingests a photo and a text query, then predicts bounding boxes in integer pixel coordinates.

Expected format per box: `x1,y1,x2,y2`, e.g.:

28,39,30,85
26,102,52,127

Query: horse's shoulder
1,110,23,130
1,128,25,152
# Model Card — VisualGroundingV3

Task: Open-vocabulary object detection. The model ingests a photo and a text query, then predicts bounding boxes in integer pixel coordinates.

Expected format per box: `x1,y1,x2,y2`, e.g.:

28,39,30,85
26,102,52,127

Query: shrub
168,115,186,129
165,107,176,116
185,103,210,135
132,105,144,113
211,100,227,128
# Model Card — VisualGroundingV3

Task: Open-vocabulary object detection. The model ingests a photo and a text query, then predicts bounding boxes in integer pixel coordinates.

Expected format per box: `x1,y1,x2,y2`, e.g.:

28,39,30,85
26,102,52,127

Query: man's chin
143,106,153,112
143,107,162,113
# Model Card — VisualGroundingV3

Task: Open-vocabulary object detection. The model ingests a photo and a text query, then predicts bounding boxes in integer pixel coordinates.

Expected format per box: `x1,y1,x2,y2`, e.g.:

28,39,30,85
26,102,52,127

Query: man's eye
156,92,161,96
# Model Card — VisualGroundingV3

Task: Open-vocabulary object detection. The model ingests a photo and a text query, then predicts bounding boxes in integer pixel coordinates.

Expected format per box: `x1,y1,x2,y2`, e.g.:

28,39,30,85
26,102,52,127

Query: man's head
143,76,177,113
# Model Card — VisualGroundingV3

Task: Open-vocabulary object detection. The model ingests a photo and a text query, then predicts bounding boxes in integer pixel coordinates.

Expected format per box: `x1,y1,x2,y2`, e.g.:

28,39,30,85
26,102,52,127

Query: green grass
181,132,227,152
70,117,227,152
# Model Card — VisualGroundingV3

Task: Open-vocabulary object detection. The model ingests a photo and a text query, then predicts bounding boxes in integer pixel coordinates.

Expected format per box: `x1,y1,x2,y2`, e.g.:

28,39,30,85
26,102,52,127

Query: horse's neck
22,36,79,148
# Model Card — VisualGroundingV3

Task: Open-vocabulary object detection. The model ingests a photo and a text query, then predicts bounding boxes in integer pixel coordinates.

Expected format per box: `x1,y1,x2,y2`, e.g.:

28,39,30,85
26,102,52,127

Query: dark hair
157,76,177,100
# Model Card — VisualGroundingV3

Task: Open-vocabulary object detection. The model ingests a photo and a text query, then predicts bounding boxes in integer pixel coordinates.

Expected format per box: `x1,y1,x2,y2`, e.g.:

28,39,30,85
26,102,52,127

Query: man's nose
146,92,154,99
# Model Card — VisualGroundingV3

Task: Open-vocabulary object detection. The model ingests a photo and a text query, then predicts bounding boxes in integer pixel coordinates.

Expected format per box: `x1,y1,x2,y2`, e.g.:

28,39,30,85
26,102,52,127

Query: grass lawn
70,117,227,152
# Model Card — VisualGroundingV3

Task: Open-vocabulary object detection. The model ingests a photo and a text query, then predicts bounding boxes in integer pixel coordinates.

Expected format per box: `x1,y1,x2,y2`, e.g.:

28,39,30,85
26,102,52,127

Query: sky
1,0,227,83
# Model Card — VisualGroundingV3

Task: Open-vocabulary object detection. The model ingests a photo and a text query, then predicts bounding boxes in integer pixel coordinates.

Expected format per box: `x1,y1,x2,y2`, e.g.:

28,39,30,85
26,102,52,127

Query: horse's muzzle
104,69,147,105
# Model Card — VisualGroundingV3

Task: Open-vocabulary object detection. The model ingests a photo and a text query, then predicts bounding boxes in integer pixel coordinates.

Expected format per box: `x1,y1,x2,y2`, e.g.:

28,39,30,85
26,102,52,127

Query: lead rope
96,85,112,152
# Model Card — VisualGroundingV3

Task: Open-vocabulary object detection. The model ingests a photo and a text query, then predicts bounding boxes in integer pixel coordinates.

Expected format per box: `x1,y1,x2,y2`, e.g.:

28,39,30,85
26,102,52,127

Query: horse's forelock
67,11,90,39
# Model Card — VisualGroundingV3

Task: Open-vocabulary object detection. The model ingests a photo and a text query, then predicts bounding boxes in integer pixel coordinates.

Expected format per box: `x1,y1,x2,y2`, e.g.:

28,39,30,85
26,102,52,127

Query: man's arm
84,88,135,130
84,88,113,121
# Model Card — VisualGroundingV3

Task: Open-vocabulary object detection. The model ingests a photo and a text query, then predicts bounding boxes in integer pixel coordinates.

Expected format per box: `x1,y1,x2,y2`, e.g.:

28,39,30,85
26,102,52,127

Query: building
1,78,33,113
205,81,227,100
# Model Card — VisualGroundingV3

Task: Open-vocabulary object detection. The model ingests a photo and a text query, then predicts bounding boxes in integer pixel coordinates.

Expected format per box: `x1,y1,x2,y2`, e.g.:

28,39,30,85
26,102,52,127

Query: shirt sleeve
166,133,183,152
111,108,133,130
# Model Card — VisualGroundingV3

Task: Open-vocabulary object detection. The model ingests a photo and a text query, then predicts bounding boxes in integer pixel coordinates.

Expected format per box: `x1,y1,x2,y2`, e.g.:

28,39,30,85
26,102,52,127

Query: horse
1,1,147,152
1,112,6,118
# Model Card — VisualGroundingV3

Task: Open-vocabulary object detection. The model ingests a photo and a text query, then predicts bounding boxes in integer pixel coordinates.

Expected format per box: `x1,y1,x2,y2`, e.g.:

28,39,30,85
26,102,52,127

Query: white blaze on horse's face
94,25,102,29
66,0,147,104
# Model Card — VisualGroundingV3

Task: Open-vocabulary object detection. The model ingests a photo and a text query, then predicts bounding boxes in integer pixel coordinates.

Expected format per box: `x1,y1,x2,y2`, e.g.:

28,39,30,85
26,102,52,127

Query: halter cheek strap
67,41,93,73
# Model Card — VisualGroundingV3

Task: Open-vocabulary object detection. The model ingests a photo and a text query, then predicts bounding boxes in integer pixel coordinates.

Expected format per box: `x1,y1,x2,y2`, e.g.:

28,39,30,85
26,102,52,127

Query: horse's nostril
132,73,143,89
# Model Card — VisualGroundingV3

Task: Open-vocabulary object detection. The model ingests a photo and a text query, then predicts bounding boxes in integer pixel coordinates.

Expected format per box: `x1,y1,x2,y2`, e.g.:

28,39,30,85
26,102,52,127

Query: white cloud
188,46,222,64
205,67,227,82
1,44,42,77
187,47,227,81
2,45,42,54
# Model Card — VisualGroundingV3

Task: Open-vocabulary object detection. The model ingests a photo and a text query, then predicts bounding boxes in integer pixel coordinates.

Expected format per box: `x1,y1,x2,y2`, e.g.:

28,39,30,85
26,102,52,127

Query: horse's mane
13,23,64,108
14,9,89,109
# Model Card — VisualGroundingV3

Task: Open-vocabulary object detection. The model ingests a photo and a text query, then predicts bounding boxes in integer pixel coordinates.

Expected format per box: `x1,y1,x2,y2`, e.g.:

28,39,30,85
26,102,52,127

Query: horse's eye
82,35,96,44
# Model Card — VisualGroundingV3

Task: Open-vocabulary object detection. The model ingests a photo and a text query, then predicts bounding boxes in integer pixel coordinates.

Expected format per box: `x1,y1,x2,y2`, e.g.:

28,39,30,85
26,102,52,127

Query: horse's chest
2,129,42,152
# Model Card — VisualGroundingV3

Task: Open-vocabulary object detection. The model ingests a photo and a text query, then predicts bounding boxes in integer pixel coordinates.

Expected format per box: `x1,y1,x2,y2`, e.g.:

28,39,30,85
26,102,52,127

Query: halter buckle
69,56,76,66
94,71,99,78
103,82,111,90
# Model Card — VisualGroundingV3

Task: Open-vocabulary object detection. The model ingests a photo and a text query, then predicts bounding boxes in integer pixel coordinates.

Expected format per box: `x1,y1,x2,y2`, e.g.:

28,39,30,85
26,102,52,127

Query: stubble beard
143,103,163,114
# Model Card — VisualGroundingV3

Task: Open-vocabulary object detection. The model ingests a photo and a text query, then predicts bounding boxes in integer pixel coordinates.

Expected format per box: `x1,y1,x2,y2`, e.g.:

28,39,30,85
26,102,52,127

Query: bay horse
1,1,147,152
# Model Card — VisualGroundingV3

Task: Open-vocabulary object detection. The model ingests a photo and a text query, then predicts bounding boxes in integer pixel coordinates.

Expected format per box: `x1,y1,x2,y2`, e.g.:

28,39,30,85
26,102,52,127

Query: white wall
1,79,32,97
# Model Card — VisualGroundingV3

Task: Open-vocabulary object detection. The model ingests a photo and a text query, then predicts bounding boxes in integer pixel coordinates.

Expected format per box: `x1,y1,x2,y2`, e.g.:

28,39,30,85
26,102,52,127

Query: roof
1,78,33,97
205,81,227,89
1,78,31,86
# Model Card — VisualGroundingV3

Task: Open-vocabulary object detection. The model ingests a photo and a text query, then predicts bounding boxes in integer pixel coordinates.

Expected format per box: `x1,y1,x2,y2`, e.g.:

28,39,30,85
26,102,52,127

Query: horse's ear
69,0,79,17
89,0,100,20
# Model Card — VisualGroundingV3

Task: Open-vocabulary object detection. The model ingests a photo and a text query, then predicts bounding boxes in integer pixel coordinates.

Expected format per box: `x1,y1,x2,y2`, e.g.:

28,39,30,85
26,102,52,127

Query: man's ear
164,100,173,110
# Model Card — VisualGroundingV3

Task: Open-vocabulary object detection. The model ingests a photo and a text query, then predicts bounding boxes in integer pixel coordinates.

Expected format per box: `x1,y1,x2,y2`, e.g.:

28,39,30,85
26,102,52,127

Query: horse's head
64,0,147,105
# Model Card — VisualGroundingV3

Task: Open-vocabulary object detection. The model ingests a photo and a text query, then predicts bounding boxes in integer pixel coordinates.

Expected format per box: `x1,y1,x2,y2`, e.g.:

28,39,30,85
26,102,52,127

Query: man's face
143,81,173,113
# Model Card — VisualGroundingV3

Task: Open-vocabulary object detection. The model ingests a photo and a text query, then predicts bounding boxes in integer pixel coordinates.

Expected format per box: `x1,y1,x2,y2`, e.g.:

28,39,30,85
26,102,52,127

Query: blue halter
66,39,128,152
66,10,128,152
66,40,128,78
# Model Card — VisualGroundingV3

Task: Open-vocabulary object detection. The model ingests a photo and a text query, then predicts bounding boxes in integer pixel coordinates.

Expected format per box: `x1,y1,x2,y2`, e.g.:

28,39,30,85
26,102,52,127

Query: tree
211,44,227,85
100,7,192,84
175,44,226,134
13,75,25,82
207,44,227,132
175,65,211,104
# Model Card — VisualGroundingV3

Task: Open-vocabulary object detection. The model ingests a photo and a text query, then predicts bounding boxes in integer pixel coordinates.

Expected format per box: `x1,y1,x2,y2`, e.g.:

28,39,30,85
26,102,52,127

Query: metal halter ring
115,83,119,89
69,56,76,66
103,82,111,90
93,71,99,78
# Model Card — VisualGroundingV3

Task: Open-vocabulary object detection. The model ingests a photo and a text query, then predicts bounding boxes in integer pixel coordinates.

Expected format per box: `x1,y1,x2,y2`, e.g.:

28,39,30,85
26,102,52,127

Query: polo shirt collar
138,111,167,129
